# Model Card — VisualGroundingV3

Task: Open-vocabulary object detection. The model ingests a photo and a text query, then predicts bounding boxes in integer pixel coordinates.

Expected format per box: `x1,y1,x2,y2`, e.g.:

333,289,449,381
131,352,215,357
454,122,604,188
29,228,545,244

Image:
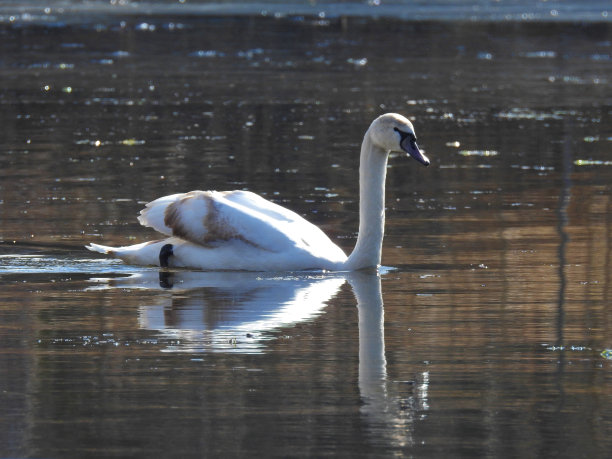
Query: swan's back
138,190,347,265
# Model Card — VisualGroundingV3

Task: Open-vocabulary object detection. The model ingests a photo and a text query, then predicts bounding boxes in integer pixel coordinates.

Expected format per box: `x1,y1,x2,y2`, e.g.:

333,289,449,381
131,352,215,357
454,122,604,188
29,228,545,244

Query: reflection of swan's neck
352,267,418,446
348,272,386,384
345,133,388,270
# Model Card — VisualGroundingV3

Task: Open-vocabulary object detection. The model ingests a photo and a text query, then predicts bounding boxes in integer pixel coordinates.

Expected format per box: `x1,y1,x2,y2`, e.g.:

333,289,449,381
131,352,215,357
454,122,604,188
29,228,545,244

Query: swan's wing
136,192,184,236
222,190,305,223
138,190,341,254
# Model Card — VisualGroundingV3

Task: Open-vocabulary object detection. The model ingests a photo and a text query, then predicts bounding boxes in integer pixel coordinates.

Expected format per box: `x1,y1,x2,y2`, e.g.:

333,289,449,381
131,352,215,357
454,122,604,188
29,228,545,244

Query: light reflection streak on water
0,254,132,274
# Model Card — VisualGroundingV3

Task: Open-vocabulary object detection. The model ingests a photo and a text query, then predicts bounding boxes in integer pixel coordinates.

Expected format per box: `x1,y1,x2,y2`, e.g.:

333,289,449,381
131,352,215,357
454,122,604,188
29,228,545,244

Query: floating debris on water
190,50,225,58
544,344,593,352
347,57,368,67
495,108,576,120
459,150,498,157
477,52,493,60
120,139,146,146
522,51,557,58
574,159,612,166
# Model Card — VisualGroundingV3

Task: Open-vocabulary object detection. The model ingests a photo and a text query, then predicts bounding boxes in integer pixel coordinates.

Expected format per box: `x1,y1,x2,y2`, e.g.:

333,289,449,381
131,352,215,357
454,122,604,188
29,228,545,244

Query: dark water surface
1,11,611,458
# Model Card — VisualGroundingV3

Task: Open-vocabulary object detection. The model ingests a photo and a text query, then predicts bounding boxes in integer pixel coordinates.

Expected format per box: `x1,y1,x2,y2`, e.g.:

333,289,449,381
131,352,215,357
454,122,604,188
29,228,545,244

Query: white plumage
86,113,430,271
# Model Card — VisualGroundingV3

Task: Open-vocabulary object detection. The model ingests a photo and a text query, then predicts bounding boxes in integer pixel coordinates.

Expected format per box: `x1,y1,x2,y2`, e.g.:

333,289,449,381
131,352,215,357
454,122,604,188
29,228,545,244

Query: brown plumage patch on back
163,191,261,248
163,192,206,244
202,196,227,243
202,195,261,247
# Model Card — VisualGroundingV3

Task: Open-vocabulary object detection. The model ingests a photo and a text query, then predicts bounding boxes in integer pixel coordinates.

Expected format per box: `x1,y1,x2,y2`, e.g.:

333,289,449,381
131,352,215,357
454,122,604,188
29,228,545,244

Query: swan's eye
394,127,416,142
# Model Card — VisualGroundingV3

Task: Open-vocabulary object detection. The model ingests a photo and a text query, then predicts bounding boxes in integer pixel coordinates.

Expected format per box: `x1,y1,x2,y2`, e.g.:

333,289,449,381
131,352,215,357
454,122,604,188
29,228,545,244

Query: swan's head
368,113,430,166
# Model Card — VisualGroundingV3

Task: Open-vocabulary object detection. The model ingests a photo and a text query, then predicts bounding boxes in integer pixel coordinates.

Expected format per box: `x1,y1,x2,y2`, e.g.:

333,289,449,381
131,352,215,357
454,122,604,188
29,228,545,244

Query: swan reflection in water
90,269,429,446
91,270,346,353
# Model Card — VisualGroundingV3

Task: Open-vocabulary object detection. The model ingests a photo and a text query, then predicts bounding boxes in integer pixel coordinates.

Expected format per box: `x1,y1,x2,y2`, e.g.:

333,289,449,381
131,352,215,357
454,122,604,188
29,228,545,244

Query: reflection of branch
554,122,574,407
556,126,573,350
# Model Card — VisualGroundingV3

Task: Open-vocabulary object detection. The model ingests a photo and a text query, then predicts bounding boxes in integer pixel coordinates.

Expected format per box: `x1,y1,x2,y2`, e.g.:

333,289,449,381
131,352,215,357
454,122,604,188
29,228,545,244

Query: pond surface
1,7,611,458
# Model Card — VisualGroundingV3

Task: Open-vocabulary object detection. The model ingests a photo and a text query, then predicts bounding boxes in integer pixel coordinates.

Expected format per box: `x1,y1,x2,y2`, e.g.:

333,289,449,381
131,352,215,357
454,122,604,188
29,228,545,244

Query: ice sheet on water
1,1,611,25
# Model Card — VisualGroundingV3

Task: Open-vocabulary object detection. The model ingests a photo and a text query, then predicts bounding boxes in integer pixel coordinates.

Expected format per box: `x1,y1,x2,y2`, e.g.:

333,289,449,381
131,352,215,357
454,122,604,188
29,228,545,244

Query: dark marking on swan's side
163,191,267,250
163,192,199,242
159,243,174,268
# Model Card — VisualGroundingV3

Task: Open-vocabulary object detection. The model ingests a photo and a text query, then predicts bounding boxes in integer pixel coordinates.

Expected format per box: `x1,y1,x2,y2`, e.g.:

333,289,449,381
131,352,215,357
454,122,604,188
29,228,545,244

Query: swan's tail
86,240,169,266
86,243,116,256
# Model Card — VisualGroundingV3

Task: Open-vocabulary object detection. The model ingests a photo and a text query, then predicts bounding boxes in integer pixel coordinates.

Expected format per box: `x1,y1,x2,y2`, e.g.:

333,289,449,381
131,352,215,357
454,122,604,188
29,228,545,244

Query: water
1,5,611,458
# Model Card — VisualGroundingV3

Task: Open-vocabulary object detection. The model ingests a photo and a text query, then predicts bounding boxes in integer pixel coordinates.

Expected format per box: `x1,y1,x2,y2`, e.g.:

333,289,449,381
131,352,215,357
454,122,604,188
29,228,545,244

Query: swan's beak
401,137,430,166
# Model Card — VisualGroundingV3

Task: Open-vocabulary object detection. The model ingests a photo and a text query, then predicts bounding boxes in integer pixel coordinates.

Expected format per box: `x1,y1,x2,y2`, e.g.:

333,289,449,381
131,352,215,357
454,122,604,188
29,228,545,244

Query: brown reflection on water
0,16,611,458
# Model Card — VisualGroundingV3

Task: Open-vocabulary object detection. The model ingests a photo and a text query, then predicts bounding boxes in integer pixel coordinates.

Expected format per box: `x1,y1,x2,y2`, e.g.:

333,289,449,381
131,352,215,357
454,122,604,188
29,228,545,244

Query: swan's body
86,113,430,271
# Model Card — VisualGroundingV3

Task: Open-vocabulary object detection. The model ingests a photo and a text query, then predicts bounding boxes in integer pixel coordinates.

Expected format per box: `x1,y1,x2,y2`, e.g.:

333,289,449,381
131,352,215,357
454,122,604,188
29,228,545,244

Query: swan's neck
345,133,388,270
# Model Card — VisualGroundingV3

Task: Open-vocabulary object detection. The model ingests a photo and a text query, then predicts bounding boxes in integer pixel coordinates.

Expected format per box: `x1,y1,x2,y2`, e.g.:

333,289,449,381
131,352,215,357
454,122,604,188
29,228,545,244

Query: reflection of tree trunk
555,118,573,408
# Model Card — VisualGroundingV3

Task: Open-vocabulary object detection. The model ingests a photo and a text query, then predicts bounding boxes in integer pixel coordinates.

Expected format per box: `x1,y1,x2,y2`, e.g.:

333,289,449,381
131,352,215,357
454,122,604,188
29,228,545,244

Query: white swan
86,113,430,271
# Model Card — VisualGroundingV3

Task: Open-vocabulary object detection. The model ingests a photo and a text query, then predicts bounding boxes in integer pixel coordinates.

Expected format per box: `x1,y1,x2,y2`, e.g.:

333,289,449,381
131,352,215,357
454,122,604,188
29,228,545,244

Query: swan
86,113,430,271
